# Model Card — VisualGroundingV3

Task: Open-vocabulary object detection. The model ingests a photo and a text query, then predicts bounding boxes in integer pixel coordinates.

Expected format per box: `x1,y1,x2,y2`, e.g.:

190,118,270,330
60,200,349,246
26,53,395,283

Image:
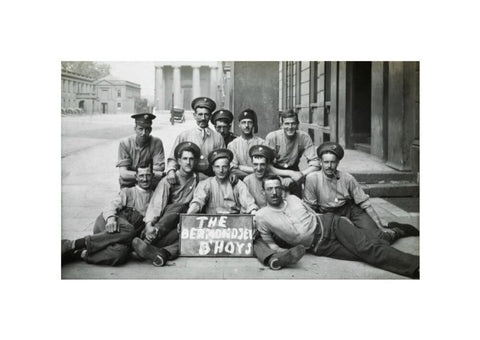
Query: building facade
278,61,419,173
94,75,141,114
61,70,97,114
154,61,224,111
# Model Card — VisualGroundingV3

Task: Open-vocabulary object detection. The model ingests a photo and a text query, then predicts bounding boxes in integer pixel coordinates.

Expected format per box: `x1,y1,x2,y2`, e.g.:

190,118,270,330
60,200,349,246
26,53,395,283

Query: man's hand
105,217,118,233
229,173,239,186
144,223,158,243
166,169,177,185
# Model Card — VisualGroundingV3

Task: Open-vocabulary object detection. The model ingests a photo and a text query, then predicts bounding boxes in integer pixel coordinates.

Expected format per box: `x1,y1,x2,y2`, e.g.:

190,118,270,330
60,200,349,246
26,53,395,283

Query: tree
61,61,111,80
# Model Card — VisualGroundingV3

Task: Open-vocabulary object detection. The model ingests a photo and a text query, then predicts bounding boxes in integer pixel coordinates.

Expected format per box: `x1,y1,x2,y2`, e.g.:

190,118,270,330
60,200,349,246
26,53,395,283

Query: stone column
173,66,182,108
155,66,165,110
210,66,218,103
192,66,200,100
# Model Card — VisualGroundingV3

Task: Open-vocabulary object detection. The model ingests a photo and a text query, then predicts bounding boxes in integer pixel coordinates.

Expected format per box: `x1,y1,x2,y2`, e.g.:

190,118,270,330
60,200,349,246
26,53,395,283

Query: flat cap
211,109,234,124
131,113,156,128
239,108,258,133
191,97,216,113
249,145,275,163
317,142,345,160
208,148,234,165
174,141,201,159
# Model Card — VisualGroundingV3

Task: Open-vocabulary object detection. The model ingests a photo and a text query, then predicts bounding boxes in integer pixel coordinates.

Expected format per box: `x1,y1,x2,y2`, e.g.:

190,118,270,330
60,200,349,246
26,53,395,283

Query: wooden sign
179,214,254,257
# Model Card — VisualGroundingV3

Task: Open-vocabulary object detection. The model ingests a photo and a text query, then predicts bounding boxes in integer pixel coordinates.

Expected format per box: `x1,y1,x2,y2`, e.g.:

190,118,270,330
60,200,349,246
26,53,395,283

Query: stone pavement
61,112,419,279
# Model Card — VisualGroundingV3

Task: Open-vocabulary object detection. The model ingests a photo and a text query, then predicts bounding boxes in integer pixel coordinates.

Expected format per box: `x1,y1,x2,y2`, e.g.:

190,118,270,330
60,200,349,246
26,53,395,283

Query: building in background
277,61,419,174
153,61,223,111
94,75,142,114
61,70,97,114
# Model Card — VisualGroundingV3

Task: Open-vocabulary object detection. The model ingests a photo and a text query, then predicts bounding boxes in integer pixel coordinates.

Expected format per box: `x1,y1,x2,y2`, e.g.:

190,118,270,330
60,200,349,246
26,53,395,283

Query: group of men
62,96,420,278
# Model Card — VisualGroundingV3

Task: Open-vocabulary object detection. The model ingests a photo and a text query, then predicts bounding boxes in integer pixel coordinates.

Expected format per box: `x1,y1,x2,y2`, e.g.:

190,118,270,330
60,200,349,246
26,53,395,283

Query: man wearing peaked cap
265,109,321,198
166,97,225,183
243,145,306,270
211,109,237,146
303,141,419,244
316,141,345,160
117,112,165,189
133,141,205,267
174,141,201,160
187,148,258,215
228,108,268,180
191,96,216,112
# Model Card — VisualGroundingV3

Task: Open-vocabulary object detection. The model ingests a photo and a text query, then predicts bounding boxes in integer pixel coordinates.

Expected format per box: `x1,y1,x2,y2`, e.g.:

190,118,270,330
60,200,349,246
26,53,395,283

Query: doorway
102,103,108,114
350,62,372,152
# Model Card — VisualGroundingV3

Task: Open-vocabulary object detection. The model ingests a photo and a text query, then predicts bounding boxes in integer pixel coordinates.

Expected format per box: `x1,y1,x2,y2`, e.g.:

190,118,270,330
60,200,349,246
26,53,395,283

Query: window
117,89,121,97
117,102,122,108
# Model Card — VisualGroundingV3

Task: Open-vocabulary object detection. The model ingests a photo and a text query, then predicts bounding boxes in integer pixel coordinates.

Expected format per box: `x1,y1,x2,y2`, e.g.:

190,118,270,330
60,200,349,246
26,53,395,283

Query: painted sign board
180,214,254,257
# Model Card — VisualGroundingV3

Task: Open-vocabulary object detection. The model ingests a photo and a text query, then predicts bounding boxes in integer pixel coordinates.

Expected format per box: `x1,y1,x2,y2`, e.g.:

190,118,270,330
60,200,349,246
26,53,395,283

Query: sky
105,61,156,102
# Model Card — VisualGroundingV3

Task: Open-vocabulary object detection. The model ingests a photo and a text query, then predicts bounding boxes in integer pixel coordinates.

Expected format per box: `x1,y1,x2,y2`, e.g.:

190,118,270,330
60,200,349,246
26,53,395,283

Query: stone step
361,182,419,197
354,142,371,154
351,171,417,183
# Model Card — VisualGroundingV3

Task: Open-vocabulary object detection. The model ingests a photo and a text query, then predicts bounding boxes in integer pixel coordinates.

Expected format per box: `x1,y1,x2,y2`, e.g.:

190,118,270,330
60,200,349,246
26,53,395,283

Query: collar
196,126,211,136
135,185,150,193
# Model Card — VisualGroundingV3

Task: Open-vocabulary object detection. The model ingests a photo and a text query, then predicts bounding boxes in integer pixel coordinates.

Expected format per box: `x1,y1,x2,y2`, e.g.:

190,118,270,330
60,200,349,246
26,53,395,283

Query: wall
232,62,279,138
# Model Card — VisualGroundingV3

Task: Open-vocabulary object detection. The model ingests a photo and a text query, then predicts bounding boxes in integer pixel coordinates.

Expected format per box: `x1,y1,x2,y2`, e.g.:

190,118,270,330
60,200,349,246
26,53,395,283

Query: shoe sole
132,238,166,266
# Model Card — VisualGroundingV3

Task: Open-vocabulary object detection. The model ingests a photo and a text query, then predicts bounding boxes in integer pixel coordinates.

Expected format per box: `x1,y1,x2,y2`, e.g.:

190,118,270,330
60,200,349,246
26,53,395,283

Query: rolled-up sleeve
103,189,128,220
303,174,319,211
235,181,259,213
348,175,371,209
116,140,132,168
301,134,320,166
151,138,165,172
144,179,170,224
255,212,280,251
190,179,210,212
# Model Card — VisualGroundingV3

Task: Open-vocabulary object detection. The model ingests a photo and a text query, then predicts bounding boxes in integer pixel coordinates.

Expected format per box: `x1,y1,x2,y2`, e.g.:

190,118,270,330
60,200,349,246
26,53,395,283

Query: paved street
61,112,419,279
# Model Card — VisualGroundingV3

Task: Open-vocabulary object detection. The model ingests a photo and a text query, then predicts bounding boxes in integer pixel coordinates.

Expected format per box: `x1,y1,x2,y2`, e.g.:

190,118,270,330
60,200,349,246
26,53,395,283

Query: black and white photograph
4,1,480,339
61,61,420,279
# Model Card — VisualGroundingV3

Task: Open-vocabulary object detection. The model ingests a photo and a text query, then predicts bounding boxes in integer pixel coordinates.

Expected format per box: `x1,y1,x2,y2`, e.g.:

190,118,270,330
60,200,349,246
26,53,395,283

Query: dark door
102,103,108,114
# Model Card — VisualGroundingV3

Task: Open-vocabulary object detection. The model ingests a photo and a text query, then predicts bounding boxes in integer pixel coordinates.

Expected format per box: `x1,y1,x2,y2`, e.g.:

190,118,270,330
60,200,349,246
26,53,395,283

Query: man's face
177,150,197,174
194,107,211,129
239,118,254,136
134,125,152,146
282,117,298,138
263,179,284,207
252,156,267,179
215,120,230,138
212,157,230,181
136,167,153,189
320,153,339,178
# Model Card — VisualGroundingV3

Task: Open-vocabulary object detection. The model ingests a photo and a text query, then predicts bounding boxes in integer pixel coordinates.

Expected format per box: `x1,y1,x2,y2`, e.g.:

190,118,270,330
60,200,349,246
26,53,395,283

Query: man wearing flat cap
303,142,418,242
117,113,165,189
243,145,306,270
266,109,321,197
211,109,237,146
166,97,225,184
228,108,268,180
187,148,258,215
132,142,205,267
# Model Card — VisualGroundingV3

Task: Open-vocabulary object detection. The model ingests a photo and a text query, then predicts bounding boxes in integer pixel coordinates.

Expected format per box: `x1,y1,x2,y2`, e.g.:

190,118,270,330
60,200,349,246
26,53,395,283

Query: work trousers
329,201,396,243
253,236,277,265
148,202,190,260
311,213,419,278
85,208,144,266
